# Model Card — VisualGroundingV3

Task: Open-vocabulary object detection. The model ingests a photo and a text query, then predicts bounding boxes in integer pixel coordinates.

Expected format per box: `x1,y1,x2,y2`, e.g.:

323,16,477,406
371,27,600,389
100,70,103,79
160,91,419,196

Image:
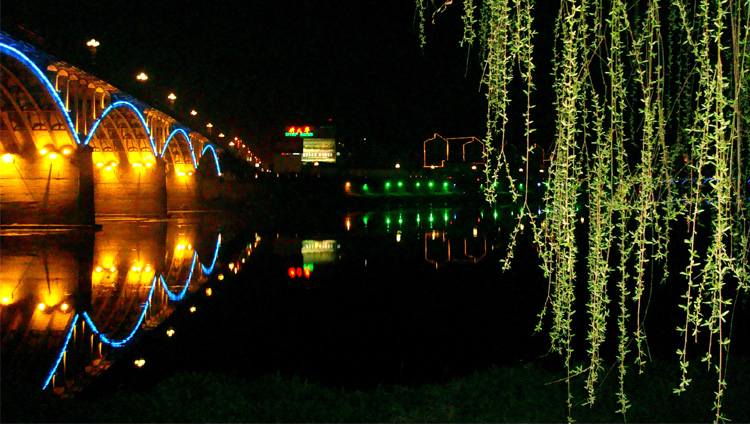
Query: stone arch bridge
1,32,245,226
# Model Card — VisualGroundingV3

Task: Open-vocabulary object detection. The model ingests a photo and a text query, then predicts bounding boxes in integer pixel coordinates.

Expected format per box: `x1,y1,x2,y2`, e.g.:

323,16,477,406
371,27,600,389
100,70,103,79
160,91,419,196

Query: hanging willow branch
417,0,750,422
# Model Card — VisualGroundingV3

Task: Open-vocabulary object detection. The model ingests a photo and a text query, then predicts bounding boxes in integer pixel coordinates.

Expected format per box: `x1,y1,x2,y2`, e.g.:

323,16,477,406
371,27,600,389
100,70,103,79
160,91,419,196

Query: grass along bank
3,356,748,423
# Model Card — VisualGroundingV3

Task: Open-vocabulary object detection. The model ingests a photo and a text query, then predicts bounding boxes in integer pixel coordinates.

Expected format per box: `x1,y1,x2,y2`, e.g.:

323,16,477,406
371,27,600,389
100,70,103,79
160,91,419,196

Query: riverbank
3,356,748,423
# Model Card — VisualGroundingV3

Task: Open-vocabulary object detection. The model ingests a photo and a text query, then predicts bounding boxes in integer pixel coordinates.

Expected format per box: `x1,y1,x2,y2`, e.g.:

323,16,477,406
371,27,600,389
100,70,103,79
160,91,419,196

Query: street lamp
206,123,213,134
218,133,225,138
190,110,197,116
136,72,148,81
86,39,100,64
167,93,176,111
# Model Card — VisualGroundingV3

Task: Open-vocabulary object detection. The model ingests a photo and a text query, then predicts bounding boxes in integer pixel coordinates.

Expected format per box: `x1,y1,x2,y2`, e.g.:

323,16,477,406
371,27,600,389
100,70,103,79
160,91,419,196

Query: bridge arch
0,43,80,149
162,128,197,175
82,101,165,218
83,101,157,157
200,144,222,177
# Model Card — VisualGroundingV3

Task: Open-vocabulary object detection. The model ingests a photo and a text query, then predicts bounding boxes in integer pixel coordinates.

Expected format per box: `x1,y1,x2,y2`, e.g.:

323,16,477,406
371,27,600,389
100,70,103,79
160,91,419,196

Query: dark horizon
2,1,495,168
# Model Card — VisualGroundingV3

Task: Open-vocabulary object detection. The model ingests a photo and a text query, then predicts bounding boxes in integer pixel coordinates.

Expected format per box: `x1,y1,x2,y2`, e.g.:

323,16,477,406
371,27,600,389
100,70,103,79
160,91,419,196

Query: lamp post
136,72,148,82
206,123,213,135
167,93,176,111
86,39,100,65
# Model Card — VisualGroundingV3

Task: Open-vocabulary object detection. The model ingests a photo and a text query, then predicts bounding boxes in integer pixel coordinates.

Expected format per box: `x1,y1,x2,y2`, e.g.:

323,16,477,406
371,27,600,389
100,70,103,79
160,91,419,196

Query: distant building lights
136,72,148,81
285,126,314,137
166,328,175,337
219,133,225,138
191,110,197,116
189,306,196,313
395,163,401,169
86,39,100,48
2,154,13,163
134,359,145,368
39,148,48,155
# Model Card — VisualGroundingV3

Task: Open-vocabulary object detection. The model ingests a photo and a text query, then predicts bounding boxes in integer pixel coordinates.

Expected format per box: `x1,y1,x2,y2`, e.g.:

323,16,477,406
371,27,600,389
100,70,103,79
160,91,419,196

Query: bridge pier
75,145,95,226
156,157,168,218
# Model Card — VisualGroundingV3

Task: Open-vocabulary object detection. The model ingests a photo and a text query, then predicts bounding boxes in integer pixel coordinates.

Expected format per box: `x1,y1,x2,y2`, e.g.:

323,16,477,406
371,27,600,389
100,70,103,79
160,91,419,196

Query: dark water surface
3,195,748,405
81,200,554,395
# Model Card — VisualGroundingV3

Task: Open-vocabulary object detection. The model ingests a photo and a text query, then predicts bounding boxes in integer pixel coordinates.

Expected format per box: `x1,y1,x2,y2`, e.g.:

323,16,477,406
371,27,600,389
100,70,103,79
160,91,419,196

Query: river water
2,195,748,399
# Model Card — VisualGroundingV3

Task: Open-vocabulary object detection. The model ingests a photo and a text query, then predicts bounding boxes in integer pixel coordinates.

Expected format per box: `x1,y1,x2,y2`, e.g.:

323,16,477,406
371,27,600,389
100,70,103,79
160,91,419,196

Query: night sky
2,1,492,168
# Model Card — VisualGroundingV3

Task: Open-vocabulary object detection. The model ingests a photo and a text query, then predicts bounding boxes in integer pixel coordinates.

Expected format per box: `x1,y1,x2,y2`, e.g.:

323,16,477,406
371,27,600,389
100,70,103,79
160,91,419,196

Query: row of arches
0,41,222,177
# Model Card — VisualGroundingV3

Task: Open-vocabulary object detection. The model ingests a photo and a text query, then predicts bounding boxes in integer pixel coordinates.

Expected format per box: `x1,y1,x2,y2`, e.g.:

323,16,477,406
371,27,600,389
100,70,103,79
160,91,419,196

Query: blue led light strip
162,128,198,168
83,101,157,157
201,145,222,176
82,275,157,348
41,314,80,390
40,231,225,390
201,234,222,275
1,43,81,146
160,251,198,301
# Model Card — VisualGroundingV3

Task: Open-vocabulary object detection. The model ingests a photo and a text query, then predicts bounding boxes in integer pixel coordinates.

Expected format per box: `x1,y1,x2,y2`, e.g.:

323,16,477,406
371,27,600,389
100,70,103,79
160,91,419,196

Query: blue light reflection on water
35,225,227,392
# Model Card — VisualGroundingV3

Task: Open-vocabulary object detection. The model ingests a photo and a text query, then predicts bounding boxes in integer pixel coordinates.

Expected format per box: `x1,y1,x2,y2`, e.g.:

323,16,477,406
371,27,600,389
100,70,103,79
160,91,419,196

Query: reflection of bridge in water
1,32,256,225
0,218,257,396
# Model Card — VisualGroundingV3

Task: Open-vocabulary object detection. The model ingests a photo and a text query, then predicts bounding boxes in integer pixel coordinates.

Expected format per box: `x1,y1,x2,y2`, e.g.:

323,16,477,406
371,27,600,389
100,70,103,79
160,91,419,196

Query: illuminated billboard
302,138,336,163
285,126,314,137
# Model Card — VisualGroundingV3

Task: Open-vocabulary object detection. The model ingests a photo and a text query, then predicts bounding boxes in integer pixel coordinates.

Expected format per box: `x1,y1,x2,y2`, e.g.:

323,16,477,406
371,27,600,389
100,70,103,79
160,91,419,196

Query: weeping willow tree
418,0,750,422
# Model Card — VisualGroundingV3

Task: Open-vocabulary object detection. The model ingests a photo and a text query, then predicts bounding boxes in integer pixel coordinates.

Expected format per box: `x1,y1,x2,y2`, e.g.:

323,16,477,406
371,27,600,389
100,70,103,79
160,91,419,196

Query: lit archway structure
0,41,86,224
1,34,227,224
